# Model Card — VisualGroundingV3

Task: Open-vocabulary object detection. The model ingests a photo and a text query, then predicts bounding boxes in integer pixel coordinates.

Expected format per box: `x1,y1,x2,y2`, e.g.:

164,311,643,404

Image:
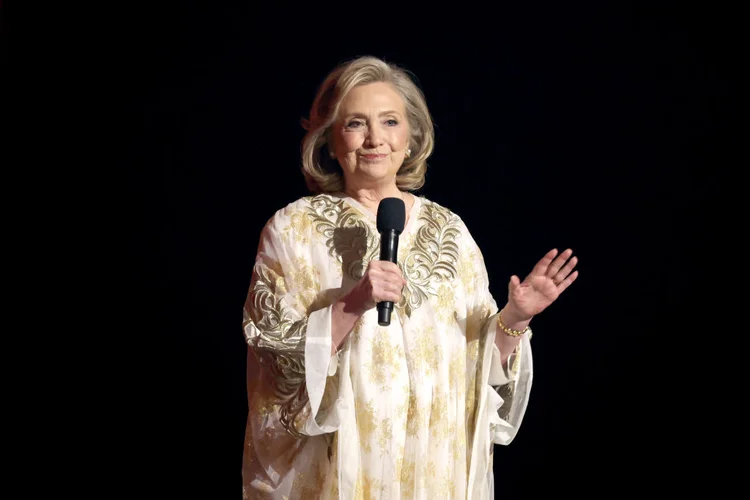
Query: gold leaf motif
366,327,404,389
282,209,313,245
406,325,441,378
400,201,461,317
355,396,377,453
245,263,308,438
429,391,449,440
354,471,382,500
405,390,423,437
377,417,393,455
400,457,416,498
306,195,378,283
459,247,480,297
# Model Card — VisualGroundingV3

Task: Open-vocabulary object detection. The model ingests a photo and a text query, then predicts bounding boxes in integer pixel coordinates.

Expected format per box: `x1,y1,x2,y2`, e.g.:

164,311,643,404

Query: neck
343,182,405,213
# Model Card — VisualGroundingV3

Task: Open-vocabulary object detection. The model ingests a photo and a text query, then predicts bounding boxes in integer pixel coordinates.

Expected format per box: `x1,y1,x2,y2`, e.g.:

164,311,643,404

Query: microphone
376,197,406,326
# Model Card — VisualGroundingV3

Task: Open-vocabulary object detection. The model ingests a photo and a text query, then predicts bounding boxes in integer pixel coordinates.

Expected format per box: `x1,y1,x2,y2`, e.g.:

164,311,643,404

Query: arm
494,248,580,367
493,307,529,368
243,216,341,437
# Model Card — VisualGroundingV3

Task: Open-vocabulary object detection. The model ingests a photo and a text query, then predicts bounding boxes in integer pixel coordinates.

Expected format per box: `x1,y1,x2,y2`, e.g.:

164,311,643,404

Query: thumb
509,275,521,292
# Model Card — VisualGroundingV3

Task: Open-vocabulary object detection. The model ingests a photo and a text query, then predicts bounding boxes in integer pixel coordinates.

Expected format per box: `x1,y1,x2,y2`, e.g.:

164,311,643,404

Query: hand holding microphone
375,197,406,325
340,197,406,326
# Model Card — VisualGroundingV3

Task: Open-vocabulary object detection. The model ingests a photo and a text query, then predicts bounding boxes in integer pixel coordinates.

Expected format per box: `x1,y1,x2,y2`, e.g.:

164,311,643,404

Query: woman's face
330,82,411,190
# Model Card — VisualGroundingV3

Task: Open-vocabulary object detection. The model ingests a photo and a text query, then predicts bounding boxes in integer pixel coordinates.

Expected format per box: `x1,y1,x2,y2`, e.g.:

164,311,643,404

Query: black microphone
376,197,406,326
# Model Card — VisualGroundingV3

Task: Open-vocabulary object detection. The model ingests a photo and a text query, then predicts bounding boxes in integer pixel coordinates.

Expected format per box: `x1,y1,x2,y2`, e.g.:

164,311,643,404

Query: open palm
508,248,579,320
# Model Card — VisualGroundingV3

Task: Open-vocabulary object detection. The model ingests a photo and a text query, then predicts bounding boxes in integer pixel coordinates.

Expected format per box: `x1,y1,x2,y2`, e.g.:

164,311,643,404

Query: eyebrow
343,110,403,119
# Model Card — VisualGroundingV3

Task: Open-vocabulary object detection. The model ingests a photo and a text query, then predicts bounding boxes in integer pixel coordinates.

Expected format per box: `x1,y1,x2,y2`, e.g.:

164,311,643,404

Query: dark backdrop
108,2,732,497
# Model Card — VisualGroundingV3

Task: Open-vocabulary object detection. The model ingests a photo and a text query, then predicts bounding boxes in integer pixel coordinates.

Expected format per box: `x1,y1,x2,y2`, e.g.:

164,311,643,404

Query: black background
69,1,734,497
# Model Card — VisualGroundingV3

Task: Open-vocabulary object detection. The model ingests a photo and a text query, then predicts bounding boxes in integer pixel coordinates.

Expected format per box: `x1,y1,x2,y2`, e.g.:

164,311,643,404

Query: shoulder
262,194,336,229
259,193,350,245
416,196,471,233
416,196,485,253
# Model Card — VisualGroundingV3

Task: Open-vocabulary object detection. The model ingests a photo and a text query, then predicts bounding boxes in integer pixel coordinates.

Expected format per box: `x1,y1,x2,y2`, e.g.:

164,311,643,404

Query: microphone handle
377,229,400,326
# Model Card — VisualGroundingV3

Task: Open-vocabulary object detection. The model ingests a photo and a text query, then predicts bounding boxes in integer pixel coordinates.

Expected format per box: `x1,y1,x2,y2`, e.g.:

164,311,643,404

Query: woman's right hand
344,261,407,315
331,261,406,353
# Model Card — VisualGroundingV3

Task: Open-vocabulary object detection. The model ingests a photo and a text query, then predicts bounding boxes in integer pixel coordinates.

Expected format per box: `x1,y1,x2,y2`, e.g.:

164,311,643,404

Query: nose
364,123,384,148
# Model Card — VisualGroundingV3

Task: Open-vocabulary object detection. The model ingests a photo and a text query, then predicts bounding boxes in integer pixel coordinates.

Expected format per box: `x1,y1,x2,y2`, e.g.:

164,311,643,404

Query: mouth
360,154,388,161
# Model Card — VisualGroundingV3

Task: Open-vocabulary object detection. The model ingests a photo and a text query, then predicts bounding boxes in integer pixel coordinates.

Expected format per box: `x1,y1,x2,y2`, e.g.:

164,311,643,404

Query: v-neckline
334,192,422,236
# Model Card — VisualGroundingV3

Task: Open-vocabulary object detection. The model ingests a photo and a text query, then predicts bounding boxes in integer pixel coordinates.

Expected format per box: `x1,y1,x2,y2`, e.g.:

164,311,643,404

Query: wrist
500,304,531,327
331,296,363,355
336,292,365,318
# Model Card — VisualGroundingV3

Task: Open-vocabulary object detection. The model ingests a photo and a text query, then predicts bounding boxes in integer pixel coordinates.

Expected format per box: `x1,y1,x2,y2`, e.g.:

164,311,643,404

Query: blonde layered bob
300,56,435,194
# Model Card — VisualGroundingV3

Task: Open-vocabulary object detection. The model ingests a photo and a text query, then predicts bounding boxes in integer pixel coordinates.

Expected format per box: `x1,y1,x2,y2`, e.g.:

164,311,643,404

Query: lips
361,154,387,160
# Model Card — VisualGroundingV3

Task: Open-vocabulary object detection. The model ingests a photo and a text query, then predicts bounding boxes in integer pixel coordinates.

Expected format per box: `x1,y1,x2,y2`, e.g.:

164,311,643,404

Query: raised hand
505,248,579,322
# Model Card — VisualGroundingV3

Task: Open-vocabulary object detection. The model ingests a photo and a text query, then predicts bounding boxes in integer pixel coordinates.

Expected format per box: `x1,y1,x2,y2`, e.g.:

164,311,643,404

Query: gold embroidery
250,391,278,418
355,397,377,453
400,457,416,498
405,389,424,437
281,207,313,245
400,201,461,317
429,391,449,440
307,194,378,283
459,247,480,297
448,347,465,394
435,283,455,324
366,327,404,389
452,418,466,464
394,389,409,420
354,470,382,500
417,460,437,491
286,257,318,308
377,417,393,455
407,325,440,378
437,466,455,498
245,263,309,438
306,196,463,319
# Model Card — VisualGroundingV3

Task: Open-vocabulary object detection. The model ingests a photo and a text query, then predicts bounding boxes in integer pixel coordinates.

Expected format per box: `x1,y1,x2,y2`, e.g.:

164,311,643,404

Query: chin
357,162,397,178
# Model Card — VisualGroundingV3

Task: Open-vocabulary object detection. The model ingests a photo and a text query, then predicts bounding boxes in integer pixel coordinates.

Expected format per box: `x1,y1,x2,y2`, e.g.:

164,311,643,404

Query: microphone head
376,197,406,234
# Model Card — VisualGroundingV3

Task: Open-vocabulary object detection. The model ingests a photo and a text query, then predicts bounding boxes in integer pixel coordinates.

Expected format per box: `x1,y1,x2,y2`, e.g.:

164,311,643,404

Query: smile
360,154,388,162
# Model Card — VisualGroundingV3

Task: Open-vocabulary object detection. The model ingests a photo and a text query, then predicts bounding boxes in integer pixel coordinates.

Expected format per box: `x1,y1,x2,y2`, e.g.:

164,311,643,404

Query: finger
374,288,403,304
372,260,401,273
508,275,521,292
372,277,405,294
529,249,558,276
557,270,579,293
373,262,405,283
382,280,405,295
367,264,398,281
546,248,574,278
383,264,407,284
552,255,578,284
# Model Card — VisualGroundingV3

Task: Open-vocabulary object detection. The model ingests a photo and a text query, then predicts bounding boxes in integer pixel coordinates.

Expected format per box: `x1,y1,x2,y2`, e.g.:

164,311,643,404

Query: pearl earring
405,148,411,158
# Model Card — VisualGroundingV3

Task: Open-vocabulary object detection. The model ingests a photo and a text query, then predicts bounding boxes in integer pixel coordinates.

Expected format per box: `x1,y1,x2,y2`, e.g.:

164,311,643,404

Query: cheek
338,132,364,152
389,128,410,148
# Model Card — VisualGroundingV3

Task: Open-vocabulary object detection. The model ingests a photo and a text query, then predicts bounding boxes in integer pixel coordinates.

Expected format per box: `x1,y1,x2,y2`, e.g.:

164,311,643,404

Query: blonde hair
300,56,435,194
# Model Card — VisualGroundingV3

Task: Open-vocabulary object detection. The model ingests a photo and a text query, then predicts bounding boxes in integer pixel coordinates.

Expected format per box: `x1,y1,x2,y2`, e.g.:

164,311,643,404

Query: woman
242,56,578,499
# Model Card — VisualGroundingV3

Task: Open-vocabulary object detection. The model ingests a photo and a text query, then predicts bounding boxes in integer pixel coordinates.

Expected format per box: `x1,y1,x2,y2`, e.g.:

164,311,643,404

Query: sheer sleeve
457,217,536,498
242,213,344,438
456,217,534,445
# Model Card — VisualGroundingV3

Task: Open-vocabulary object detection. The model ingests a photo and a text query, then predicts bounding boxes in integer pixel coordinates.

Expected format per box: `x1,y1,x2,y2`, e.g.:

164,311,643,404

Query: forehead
338,82,405,115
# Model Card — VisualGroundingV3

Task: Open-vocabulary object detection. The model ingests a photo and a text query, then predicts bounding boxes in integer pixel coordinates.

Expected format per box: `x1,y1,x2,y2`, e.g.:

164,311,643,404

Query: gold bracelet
496,312,530,337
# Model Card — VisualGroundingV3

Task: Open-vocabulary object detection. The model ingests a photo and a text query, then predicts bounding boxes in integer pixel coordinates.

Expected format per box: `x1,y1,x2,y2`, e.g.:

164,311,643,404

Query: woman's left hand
505,248,579,322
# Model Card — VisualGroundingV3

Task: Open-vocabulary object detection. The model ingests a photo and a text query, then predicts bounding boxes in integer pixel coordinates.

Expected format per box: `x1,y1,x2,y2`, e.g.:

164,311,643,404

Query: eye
385,119,399,126
346,120,365,129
